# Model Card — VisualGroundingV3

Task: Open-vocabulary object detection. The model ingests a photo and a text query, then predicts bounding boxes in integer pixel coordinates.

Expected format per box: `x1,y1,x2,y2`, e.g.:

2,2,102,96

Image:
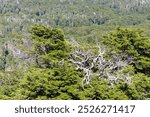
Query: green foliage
83,78,129,100
124,73,150,99
31,24,70,66
102,28,141,55
0,71,22,99
0,21,149,100
102,28,150,75
14,64,82,100
10,24,82,100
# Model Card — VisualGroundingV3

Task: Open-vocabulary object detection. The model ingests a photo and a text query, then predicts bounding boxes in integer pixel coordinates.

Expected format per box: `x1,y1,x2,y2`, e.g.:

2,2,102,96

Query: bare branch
69,42,133,90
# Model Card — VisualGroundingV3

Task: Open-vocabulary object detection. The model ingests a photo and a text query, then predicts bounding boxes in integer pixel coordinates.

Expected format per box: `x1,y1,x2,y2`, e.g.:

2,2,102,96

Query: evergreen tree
31,23,70,67
13,24,82,99
102,28,150,75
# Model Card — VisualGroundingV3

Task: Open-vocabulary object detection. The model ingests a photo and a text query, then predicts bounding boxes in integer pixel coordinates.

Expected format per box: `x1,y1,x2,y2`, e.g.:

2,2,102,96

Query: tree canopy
0,24,149,100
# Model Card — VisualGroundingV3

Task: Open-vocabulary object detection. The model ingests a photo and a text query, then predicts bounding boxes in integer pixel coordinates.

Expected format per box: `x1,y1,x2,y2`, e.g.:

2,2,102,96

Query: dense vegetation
0,0,150,100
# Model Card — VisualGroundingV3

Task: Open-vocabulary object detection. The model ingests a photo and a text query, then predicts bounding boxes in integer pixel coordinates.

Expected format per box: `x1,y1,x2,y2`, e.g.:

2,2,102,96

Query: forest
0,0,150,100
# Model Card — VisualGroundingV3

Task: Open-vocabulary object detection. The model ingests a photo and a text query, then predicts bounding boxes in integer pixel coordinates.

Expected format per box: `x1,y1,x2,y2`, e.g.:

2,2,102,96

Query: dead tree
70,44,133,89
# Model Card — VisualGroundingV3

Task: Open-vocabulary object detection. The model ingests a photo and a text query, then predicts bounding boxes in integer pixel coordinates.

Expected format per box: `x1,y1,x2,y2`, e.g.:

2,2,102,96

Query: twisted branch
70,44,133,89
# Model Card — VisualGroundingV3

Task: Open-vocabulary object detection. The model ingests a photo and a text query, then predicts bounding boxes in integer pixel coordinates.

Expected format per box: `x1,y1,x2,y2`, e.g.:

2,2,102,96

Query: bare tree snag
70,43,133,89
